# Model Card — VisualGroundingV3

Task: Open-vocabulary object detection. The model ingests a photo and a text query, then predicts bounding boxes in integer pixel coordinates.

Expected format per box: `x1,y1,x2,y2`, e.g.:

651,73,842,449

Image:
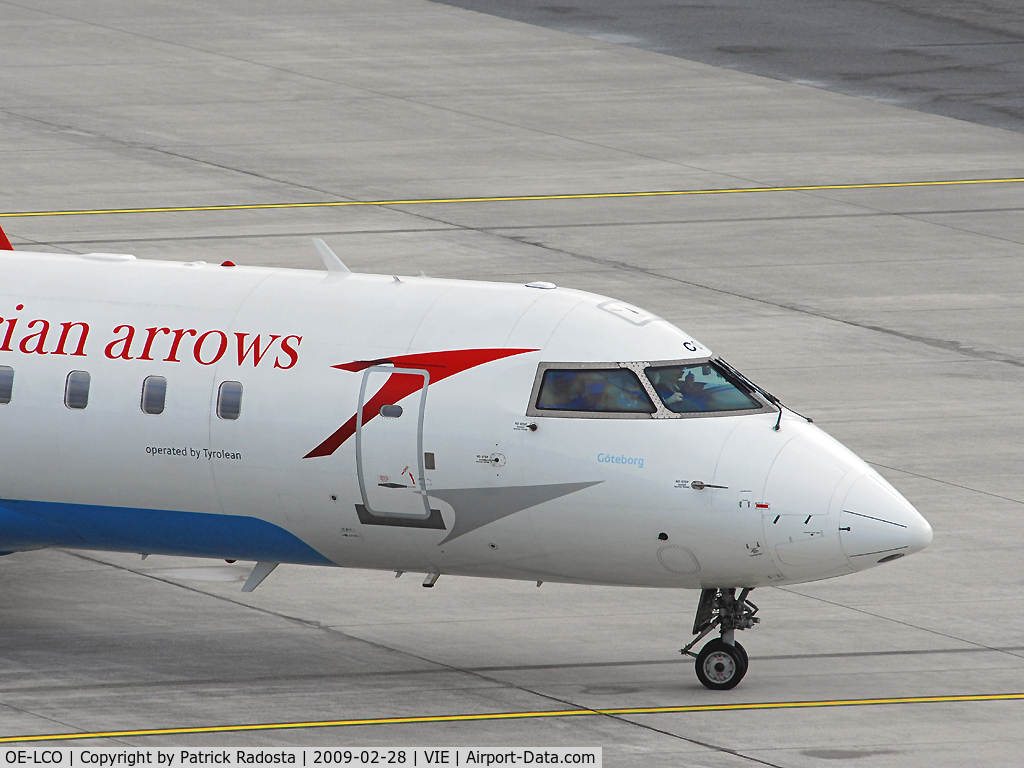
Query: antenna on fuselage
312,238,351,274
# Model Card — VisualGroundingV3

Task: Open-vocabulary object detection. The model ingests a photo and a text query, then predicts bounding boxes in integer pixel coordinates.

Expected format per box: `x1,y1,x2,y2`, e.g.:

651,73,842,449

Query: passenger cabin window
217,381,243,420
536,369,655,413
0,365,12,404
645,363,761,413
141,375,167,415
64,370,91,410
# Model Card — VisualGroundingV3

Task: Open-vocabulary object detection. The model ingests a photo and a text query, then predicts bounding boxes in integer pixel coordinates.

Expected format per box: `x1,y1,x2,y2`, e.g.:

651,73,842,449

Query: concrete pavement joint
794,181,1024,250
10,644,1021,696
26,205,1024,259
0,107,352,203
776,586,1024,662
869,461,1024,506
450,221,1024,370
0,701,91,746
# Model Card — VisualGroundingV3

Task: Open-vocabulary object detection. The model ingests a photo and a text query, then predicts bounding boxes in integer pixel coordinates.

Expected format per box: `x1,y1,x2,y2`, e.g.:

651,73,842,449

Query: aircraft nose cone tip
906,514,933,554
840,474,932,565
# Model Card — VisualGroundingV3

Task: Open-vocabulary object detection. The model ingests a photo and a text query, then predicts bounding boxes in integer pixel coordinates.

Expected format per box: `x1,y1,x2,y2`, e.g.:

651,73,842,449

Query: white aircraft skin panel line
0,235,933,690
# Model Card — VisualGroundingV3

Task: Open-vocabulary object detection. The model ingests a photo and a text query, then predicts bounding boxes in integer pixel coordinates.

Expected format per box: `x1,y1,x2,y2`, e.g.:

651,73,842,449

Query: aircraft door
356,365,432,518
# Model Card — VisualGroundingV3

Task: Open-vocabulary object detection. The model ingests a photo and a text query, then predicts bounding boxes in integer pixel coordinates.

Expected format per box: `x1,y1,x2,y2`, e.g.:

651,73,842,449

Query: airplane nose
839,474,932,566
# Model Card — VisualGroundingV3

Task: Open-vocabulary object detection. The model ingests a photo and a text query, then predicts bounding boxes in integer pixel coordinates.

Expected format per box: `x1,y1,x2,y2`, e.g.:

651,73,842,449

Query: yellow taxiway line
2,692,1022,743
1,177,1023,219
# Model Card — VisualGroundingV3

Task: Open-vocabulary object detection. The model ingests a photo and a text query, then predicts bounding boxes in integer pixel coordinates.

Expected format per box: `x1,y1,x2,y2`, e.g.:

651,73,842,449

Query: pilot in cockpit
652,369,707,409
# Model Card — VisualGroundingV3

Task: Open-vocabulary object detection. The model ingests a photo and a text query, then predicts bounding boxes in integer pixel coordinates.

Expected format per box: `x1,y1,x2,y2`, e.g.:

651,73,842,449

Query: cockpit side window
645,362,761,413
536,368,655,413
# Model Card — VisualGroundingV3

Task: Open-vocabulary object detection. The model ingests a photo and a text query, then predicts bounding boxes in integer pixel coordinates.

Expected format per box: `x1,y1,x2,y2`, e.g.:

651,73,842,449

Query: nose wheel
695,639,747,690
682,588,759,690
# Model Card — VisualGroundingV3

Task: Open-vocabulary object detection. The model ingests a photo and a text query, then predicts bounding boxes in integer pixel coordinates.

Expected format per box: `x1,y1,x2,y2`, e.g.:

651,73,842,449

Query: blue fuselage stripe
0,499,333,565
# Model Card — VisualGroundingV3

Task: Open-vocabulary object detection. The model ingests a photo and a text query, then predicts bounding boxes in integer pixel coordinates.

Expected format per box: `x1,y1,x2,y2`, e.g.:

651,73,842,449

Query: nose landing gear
681,588,759,690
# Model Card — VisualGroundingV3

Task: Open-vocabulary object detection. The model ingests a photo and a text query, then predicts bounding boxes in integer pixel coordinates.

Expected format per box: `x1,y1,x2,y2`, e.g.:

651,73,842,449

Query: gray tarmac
2,0,1024,765
438,0,1024,133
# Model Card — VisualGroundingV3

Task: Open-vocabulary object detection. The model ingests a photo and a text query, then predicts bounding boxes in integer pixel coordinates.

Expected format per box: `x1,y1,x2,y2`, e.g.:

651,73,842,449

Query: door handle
691,481,728,491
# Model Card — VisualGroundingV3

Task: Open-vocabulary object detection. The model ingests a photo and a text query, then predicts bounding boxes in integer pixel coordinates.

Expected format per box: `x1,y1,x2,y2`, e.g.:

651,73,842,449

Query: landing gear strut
681,588,759,690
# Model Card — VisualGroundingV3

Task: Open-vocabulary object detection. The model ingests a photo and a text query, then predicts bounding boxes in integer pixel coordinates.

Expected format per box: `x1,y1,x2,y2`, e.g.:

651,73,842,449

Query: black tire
695,639,747,690
733,640,748,671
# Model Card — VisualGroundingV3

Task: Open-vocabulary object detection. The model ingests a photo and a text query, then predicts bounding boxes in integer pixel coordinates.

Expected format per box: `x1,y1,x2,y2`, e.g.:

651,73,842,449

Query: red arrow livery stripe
303,348,537,459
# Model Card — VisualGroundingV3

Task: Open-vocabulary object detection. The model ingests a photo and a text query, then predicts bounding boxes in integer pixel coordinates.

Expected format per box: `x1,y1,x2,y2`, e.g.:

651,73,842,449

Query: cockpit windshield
536,368,656,413
645,362,761,413
527,359,770,419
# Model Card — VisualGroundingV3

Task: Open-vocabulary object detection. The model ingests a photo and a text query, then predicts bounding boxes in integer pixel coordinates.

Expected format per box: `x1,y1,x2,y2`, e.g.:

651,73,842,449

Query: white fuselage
0,250,932,589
